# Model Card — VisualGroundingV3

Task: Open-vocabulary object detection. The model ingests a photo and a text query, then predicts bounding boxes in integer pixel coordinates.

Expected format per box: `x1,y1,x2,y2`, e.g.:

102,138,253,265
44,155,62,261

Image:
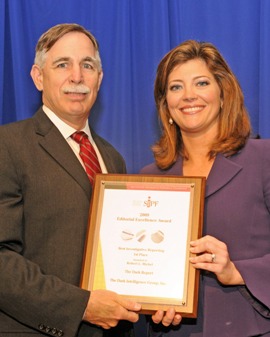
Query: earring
169,117,173,125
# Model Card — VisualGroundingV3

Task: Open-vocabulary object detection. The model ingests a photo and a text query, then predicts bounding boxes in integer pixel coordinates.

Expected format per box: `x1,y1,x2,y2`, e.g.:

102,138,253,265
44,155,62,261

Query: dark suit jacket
0,108,131,337
141,139,270,337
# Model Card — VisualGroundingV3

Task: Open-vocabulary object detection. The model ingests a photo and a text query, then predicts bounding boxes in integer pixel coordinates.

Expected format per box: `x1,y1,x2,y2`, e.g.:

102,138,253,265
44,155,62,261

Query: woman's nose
182,86,197,101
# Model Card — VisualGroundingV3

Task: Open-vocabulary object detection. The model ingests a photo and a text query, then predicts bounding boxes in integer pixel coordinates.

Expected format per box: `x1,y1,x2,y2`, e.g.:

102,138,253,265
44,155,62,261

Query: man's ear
97,70,103,91
30,64,43,91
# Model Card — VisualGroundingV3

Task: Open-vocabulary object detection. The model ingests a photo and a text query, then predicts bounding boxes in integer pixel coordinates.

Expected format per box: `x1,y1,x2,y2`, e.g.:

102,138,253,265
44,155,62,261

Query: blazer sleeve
0,126,90,337
234,140,270,317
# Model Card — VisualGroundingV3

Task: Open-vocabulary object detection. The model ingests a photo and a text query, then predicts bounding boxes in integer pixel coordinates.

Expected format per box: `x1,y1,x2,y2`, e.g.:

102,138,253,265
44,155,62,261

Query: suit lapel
32,108,92,198
92,130,119,173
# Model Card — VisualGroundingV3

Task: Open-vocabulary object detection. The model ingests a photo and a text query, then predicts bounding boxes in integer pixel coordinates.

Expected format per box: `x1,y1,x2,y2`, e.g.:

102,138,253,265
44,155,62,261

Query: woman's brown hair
153,40,251,169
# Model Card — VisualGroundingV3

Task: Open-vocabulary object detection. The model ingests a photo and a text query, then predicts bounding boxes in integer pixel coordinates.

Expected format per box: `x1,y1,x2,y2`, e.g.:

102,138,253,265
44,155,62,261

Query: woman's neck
182,134,215,178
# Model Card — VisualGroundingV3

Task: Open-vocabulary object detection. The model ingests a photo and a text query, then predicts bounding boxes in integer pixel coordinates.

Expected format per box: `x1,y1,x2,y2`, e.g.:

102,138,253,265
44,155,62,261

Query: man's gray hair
34,23,102,71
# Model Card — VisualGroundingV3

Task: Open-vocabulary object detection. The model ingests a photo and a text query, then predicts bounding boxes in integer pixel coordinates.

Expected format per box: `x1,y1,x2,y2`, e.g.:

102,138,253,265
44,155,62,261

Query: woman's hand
189,235,245,285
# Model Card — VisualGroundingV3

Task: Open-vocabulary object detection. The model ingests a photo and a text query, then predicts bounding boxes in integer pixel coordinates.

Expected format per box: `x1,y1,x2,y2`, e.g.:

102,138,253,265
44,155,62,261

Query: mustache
62,85,90,94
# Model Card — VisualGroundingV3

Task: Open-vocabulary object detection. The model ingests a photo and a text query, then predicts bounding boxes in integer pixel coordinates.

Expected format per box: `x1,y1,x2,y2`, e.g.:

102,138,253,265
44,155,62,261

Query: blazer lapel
206,153,243,198
33,108,91,198
161,154,243,198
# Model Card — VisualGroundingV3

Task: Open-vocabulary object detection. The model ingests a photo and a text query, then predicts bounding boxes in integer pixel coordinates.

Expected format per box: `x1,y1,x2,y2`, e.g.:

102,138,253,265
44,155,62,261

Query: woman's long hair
153,40,251,169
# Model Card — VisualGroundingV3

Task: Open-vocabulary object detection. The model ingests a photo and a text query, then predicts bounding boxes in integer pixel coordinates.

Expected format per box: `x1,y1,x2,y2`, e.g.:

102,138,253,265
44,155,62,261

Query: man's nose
70,65,83,83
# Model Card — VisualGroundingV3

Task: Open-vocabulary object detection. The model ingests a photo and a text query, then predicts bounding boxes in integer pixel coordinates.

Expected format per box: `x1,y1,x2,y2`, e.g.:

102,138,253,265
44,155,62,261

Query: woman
141,40,270,336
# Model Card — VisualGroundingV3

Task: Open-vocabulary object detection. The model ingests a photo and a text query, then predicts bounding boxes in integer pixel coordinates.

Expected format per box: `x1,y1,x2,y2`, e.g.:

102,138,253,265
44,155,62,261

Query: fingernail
134,303,142,310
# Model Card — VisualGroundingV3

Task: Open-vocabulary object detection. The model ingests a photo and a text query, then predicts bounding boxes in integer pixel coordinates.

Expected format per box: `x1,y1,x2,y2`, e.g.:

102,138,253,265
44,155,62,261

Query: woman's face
166,58,221,137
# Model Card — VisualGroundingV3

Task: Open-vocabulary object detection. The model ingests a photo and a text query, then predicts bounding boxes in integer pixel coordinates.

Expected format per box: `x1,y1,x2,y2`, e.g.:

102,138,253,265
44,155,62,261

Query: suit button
52,328,57,335
45,326,51,333
38,324,45,331
57,330,64,336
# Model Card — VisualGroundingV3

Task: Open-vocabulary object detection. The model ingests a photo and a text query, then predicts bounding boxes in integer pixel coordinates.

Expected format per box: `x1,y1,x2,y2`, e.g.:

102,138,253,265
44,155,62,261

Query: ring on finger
211,253,216,263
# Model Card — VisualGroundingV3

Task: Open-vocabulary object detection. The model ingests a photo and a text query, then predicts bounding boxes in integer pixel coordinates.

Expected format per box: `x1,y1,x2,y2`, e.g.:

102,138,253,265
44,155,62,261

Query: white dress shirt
43,105,107,173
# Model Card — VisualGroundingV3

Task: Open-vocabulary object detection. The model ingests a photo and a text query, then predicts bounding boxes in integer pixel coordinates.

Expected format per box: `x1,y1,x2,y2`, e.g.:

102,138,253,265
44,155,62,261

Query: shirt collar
42,105,93,142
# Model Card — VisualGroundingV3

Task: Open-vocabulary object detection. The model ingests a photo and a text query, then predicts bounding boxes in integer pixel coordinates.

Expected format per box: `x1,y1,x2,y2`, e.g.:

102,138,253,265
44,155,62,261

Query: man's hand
83,289,141,329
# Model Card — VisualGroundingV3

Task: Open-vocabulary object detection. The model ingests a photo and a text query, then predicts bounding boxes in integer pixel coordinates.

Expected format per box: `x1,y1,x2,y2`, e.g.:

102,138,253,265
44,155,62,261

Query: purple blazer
141,139,270,337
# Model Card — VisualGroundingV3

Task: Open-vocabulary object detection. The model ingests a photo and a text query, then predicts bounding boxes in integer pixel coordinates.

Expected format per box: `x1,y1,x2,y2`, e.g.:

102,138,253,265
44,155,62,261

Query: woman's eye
197,80,209,87
169,84,182,91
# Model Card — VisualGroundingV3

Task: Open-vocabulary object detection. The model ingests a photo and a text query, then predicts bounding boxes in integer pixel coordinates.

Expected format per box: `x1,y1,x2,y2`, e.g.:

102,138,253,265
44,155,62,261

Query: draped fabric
1,0,270,174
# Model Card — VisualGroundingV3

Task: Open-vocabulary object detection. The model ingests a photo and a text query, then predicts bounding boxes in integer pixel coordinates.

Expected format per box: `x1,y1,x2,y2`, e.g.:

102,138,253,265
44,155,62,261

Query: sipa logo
143,196,159,208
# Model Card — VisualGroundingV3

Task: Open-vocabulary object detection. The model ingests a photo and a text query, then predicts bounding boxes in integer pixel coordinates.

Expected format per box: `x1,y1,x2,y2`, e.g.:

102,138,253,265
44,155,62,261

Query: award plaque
80,174,206,317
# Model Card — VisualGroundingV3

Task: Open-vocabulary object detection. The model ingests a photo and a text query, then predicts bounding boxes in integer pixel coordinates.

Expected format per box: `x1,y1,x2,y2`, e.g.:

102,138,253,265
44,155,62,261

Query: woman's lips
181,106,204,114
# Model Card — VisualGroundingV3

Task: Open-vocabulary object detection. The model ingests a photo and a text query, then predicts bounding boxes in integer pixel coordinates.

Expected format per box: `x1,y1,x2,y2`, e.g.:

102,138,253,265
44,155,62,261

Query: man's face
31,31,103,127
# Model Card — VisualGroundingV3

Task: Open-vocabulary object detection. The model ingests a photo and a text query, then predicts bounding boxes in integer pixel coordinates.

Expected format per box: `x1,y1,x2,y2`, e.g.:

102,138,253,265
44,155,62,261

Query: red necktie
71,131,101,184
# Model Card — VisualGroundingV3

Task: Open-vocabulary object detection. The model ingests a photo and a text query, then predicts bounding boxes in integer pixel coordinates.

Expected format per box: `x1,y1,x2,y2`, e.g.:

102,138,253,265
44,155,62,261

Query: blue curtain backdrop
1,0,270,174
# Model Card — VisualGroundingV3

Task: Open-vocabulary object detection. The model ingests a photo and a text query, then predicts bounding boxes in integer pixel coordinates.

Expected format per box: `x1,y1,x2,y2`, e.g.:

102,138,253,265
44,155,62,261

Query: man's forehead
48,32,95,55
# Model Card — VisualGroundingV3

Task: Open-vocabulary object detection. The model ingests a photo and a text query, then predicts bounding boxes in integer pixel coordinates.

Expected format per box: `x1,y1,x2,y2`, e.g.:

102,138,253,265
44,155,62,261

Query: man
0,22,139,337
0,23,180,337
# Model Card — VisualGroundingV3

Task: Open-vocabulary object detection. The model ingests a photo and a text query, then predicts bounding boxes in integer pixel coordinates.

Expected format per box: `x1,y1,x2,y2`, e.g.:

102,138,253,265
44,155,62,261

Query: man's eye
57,63,67,68
83,63,95,70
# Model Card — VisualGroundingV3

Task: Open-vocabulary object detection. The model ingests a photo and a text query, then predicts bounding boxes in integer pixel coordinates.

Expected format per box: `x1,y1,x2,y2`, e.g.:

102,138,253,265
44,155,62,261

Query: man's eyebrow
83,56,98,64
51,56,99,67
52,57,70,66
